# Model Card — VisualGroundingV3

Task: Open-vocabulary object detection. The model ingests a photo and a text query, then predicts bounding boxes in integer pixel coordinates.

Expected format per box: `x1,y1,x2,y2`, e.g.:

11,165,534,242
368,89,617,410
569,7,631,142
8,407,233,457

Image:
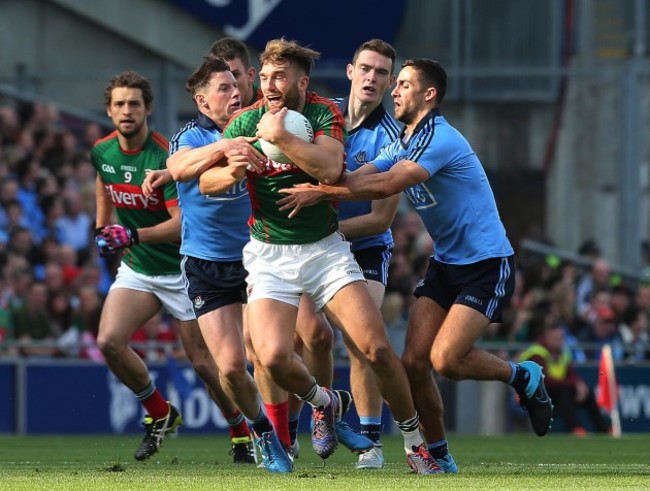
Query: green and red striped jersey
91,130,181,275
224,92,346,244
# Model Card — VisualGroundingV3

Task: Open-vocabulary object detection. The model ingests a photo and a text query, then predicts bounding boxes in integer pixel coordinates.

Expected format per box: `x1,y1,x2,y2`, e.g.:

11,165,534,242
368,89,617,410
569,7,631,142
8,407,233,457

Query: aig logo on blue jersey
404,183,438,210
205,180,248,201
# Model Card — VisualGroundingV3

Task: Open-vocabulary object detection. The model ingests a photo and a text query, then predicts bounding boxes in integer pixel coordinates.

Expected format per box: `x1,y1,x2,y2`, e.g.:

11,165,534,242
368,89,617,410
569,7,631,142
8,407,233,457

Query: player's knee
219,360,248,383
431,349,461,380
362,341,393,368
401,350,430,378
96,334,123,358
304,328,333,352
260,350,292,377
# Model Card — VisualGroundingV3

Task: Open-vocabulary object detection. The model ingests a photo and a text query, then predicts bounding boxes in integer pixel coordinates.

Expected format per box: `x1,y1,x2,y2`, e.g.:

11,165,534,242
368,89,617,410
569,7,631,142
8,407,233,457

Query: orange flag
596,344,621,437
596,347,613,411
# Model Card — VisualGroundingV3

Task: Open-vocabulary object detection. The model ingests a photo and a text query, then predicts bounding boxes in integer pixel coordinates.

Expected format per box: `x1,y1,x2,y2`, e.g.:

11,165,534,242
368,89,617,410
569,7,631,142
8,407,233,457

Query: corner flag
596,344,621,437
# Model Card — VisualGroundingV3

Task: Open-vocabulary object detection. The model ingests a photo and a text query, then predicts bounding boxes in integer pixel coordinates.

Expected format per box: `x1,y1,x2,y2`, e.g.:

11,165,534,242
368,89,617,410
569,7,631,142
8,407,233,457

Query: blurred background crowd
1,97,649,369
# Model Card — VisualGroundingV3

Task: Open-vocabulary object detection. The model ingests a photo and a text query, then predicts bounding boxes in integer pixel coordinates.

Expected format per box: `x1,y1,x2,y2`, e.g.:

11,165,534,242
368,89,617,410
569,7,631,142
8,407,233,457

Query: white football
259,109,314,164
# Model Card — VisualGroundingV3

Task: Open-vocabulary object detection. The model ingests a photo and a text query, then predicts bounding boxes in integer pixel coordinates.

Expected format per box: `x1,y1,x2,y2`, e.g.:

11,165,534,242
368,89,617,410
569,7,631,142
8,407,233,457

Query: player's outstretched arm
339,194,401,240
198,155,248,195
167,137,264,182
278,160,426,217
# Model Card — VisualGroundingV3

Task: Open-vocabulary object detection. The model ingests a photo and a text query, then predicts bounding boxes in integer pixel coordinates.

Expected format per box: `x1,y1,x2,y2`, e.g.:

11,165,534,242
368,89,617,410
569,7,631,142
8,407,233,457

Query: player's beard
398,114,415,126
395,106,416,126
282,89,301,112
117,120,145,140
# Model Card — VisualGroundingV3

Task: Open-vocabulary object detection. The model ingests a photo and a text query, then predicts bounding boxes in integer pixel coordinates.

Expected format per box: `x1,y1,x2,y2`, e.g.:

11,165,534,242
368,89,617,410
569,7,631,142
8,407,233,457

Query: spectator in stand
577,238,601,262
544,262,587,361
71,153,99,216
73,285,103,333
4,128,34,169
42,130,79,176
0,106,21,147
575,258,612,328
47,290,75,355
49,290,72,328
620,306,649,362
39,195,65,243
547,262,578,330
72,284,104,361
519,323,609,435
15,157,46,240
58,244,82,287
579,305,624,361
7,227,38,266
56,191,92,253
510,283,549,343
3,199,30,234
10,281,60,357
42,261,66,297
80,122,103,152
610,285,632,323
0,178,21,231
635,282,650,317
2,255,33,310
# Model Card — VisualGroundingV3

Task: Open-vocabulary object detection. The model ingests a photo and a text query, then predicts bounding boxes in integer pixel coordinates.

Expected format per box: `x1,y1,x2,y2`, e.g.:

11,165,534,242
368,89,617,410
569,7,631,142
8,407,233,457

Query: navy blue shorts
181,256,247,318
413,255,515,322
353,245,393,285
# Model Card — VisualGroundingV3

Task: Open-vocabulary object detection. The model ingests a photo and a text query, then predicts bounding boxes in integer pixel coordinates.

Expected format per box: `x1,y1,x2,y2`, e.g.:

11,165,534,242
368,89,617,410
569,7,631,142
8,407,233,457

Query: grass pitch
0,433,648,490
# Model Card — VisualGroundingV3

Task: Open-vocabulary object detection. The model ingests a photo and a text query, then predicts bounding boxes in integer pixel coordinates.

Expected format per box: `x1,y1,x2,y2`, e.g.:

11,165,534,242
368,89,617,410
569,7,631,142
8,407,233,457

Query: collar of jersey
197,113,221,132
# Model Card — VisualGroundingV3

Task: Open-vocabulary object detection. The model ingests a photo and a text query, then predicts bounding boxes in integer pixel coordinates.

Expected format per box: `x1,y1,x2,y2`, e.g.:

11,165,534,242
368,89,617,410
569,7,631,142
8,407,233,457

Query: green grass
0,434,648,490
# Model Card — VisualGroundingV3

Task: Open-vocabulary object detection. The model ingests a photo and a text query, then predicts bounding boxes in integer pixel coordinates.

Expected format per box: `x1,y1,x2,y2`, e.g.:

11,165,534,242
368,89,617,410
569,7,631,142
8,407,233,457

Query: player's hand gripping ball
259,109,314,164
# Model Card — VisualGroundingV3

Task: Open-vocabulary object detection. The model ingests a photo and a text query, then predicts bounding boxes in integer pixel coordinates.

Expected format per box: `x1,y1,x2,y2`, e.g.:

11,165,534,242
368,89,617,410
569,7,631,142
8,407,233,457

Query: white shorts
110,262,196,321
243,232,366,310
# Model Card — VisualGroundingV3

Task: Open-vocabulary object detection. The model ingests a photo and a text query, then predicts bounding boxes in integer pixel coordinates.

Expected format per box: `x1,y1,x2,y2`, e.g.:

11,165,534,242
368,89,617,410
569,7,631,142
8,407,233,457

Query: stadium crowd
0,97,649,366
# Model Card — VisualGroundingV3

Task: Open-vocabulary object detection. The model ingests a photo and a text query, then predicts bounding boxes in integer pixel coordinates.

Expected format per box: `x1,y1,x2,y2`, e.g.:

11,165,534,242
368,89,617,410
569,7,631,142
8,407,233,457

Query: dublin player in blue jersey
145,56,292,472
279,58,554,441
326,39,455,472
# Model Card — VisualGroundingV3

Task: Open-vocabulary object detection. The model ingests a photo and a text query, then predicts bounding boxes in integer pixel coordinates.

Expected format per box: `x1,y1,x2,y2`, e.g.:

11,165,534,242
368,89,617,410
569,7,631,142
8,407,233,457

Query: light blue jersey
169,114,250,261
373,109,513,265
333,97,401,252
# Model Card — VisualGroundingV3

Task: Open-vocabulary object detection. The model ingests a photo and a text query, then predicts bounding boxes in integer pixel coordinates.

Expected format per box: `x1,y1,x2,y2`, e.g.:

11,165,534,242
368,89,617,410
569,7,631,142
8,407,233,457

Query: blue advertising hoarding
0,362,15,433
165,0,407,65
4,360,383,435
1,360,648,434
24,361,234,434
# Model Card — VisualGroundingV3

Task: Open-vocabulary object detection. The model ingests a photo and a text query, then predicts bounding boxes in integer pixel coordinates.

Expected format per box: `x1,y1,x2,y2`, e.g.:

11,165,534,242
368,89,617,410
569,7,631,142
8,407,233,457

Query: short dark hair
185,56,231,96
260,38,320,76
209,37,251,67
352,39,397,74
402,58,447,105
103,71,153,107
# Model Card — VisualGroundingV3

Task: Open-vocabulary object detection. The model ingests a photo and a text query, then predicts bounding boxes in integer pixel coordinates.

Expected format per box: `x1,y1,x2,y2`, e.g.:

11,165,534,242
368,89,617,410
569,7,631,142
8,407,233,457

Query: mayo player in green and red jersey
207,38,371,460
198,38,442,473
92,71,207,462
